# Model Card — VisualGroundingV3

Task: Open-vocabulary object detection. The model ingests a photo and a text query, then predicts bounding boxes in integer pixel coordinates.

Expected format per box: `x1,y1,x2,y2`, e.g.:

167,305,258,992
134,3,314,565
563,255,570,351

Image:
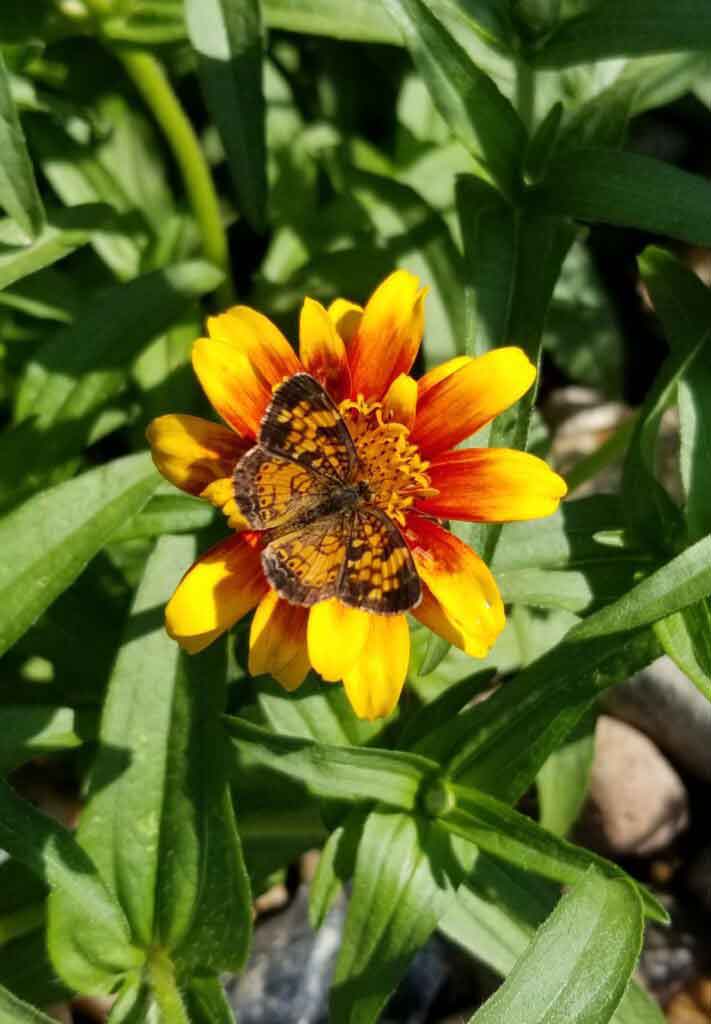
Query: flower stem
149,949,190,1024
117,48,234,308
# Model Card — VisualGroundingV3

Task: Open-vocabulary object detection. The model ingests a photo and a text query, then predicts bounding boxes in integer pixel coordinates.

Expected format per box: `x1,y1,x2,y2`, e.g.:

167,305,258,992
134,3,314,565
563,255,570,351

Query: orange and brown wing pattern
259,373,357,483
339,507,421,614
234,446,329,530
262,514,350,606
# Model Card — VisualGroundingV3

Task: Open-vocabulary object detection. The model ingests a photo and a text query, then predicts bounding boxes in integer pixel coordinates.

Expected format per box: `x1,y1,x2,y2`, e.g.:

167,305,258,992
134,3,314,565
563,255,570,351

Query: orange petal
200,477,250,530
417,449,567,522
382,373,417,429
207,305,301,387
417,355,471,402
146,414,248,495
165,533,267,654
348,270,426,401
249,590,310,691
328,299,362,348
405,515,504,658
307,599,370,683
299,297,351,402
192,337,272,437
342,613,410,720
410,348,536,457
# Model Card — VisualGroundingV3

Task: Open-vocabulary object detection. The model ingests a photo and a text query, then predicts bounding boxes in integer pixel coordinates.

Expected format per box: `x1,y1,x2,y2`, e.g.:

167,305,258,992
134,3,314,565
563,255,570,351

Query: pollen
340,397,435,524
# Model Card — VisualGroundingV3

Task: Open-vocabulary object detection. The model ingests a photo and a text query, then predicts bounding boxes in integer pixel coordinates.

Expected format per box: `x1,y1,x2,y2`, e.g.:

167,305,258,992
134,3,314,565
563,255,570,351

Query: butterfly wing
234,445,331,530
259,373,357,483
338,507,421,614
262,513,351,606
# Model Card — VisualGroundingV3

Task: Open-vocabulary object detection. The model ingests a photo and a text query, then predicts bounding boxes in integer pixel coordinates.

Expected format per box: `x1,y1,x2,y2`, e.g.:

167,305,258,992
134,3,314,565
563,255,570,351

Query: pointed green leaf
67,535,252,971
527,149,711,247
0,706,96,773
0,51,44,239
468,870,643,1024
0,452,159,658
383,0,526,198
186,0,267,231
331,811,462,1024
0,983,58,1024
184,976,235,1024
0,204,108,291
537,712,595,837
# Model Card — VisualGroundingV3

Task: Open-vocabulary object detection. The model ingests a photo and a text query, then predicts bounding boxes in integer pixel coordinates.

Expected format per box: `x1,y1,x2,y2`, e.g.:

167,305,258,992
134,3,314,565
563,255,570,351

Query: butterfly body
233,374,421,613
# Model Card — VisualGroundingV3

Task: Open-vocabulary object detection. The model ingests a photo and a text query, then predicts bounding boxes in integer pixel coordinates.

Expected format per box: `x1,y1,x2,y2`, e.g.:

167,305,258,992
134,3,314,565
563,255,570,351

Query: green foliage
2,1,711,1021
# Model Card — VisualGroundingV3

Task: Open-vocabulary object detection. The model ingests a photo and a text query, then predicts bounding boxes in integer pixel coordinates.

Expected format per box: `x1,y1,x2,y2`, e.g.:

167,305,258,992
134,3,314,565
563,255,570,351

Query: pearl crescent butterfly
233,373,421,613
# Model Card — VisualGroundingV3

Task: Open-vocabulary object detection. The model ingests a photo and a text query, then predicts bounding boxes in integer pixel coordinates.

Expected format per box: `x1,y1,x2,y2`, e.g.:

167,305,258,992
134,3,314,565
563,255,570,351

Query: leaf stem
116,49,234,308
149,949,190,1024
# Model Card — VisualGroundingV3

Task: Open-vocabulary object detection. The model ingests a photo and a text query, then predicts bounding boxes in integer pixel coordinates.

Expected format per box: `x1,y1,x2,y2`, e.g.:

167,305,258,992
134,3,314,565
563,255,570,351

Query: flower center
340,398,434,524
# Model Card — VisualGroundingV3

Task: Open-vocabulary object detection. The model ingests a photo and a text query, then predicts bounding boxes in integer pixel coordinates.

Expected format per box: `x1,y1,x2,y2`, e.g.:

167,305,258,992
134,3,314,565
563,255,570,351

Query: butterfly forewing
233,446,330,530
339,507,421,614
259,373,357,482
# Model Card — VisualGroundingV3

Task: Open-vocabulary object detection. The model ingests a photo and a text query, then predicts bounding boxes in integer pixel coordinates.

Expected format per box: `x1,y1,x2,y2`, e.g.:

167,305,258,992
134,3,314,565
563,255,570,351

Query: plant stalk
149,949,190,1024
117,49,234,308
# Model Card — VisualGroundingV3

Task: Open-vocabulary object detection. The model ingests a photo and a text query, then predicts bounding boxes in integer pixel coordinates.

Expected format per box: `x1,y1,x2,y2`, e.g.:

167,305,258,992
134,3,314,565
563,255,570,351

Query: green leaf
383,0,527,199
262,0,405,43
0,204,107,291
0,705,96,773
0,51,44,239
226,715,434,810
186,0,267,232
467,870,643,1024
527,149,711,247
107,977,154,1024
537,711,595,837
655,604,711,703
0,780,140,993
0,452,159,658
258,675,383,745
67,535,252,971
441,784,664,922
184,976,236,1024
534,0,711,68
331,811,462,1024
0,983,57,1024
111,494,215,541
2,260,220,508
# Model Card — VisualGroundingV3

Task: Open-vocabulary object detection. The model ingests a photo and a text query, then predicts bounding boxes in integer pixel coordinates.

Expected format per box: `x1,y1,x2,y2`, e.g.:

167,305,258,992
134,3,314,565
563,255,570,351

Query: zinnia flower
146,270,567,719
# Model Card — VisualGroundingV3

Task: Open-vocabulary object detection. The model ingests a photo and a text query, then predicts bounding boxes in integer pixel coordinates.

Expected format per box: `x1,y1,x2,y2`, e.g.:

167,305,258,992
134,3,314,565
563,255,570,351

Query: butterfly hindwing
338,507,421,614
259,373,357,483
233,446,330,530
262,513,351,606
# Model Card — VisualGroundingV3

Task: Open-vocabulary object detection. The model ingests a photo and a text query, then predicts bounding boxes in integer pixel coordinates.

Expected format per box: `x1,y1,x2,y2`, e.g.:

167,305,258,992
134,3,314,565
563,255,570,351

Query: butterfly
233,373,421,614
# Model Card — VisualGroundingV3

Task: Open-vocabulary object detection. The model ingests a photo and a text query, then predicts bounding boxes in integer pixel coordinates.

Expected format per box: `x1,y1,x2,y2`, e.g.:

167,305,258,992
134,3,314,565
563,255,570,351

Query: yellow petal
146,414,247,495
207,305,301,387
249,591,310,691
348,270,426,401
342,614,410,720
416,355,471,401
307,599,370,682
382,373,417,429
192,337,272,437
200,478,250,530
417,449,568,522
299,297,351,402
411,348,536,457
166,534,267,654
328,298,363,347
406,515,504,658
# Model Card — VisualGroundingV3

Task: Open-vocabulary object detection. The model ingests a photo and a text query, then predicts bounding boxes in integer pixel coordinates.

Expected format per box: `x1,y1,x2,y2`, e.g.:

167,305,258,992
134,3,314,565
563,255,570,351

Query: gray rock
604,656,711,783
579,715,689,857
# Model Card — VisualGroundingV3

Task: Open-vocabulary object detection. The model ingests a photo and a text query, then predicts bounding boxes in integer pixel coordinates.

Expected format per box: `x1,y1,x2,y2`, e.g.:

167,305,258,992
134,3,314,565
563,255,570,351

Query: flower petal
192,337,272,437
146,414,248,495
249,590,310,691
299,297,351,402
307,599,370,683
342,613,410,720
348,270,426,401
382,373,417,429
207,305,301,387
417,448,567,522
416,355,471,402
200,478,250,530
405,515,504,658
328,298,362,347
410,348,536,457
166,533,267,654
